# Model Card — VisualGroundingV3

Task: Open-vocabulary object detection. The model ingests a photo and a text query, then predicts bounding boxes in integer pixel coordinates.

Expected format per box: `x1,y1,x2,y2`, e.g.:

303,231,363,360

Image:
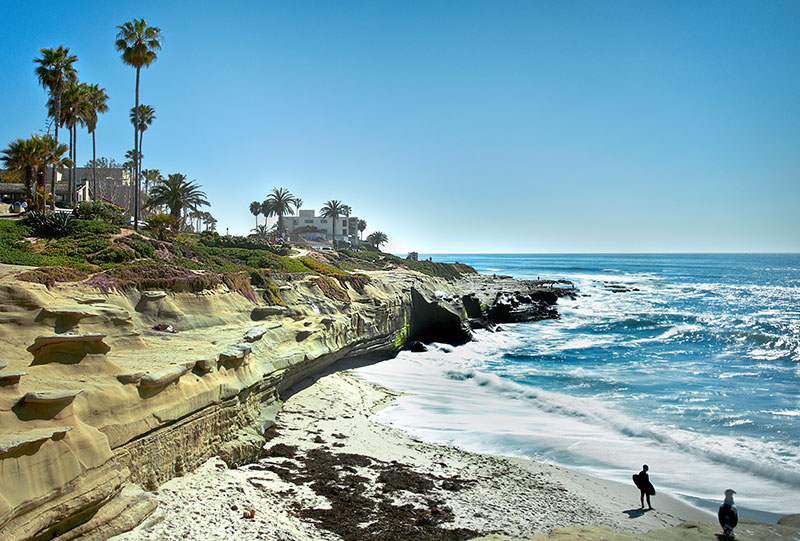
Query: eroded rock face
0,265,562,540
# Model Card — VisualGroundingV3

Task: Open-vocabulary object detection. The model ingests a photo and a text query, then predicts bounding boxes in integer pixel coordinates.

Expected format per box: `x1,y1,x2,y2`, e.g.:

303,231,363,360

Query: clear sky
2,0,798,253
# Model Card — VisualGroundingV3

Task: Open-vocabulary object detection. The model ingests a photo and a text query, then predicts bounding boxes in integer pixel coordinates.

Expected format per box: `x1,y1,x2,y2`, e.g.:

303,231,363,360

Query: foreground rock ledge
0,264,517,540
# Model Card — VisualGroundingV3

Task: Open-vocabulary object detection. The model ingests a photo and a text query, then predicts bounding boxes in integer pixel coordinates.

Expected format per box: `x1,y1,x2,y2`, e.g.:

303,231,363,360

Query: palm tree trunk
138,130,144,214
133,66,140,231
50,90,61,212
92,130,97,202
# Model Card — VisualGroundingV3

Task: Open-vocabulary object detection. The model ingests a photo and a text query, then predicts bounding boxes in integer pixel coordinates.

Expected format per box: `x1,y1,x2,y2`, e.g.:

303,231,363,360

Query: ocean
352,254,800,521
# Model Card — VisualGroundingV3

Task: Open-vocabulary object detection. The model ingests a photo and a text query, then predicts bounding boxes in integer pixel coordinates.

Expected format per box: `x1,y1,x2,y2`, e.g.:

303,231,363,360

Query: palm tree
51,81,89,202
202,212,217,232
250,224,270,238
357,219,367,241
294,197,303,213
34,45,78,209
367,231,388,250
320,199,347,247
141,168,163,194
130,104,155,185
84,84,109,201
264,187,299,240
116,18,163,230
38,135,72,210
249,201,261,227
146,173,209,226
1,136,40,201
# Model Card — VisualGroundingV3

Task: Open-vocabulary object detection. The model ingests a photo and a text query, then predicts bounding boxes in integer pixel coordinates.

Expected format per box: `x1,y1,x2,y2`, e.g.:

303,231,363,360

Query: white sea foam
353,338,800,514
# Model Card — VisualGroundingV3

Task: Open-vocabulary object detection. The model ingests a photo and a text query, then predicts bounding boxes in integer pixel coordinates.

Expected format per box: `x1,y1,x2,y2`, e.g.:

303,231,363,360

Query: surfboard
632,474,655,495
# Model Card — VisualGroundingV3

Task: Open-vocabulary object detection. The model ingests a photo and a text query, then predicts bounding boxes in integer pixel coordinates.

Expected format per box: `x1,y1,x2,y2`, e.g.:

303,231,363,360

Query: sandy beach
112,361,716,541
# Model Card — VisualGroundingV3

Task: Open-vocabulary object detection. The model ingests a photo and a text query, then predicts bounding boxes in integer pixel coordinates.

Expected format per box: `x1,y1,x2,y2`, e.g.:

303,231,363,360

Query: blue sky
2,0,798,253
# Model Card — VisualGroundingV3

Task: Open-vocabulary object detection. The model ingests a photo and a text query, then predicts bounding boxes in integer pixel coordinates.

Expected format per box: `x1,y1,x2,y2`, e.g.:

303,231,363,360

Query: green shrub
77,201,126,225
89,246,137,265
199,233,291,256
72,219,121,236
24,211,75,236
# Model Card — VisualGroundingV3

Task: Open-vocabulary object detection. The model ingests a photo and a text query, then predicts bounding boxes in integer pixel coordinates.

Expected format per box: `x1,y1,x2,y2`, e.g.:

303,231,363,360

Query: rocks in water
462,294,483,319
409,288,472,346
486,291,559,324
408,341,428,352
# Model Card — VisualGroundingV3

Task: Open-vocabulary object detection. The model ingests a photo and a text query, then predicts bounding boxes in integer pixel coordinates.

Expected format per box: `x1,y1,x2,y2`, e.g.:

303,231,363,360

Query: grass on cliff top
337,249,476,280
0,218,474,293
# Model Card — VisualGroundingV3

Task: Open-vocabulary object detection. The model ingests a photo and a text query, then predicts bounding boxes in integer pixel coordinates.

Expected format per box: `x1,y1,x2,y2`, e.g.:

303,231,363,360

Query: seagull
718,488,739,538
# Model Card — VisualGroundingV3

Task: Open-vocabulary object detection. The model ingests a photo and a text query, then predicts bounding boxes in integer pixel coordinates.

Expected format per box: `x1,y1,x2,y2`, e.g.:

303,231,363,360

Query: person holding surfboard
632,464,656,509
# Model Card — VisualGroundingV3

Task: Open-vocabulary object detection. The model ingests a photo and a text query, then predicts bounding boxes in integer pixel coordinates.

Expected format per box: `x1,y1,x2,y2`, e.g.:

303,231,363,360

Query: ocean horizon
356,253,800,522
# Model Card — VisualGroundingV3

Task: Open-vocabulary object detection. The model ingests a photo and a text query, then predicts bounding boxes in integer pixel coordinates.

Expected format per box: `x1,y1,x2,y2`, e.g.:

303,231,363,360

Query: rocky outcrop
0,264,569,540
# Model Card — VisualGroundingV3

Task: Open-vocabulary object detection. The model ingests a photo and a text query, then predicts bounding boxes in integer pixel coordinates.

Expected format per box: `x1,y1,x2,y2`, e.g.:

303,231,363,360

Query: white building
285,209,358,244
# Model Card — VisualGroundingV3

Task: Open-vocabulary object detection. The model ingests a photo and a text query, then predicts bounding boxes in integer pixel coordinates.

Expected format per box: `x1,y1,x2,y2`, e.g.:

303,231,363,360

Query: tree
1,136,40,201
250,224,270,238
264,187,299,239
50,81,89,202
38,135,72,210
367,231,388,250
294,197,303,213
141,168,163,194
249,201,261,227
34,45,78,209
320,199,347,247
116,18,163,230
130,104,155,185
84,84,109,201
146,173,209,226
357,219,367,240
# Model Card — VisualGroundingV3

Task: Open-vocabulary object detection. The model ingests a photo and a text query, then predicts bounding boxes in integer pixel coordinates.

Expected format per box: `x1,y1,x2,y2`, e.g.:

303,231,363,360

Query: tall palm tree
84,84,109,201
141,168,163,194
52,81,89,202
1,136,39,201
34,45,78,209
367,231,388,250
130,104,155,185
116,18,163,230
357,219,367,241
146,173,209,226
264,187,299,239
294,197,303,213
249,201,261,227
320,199,347,247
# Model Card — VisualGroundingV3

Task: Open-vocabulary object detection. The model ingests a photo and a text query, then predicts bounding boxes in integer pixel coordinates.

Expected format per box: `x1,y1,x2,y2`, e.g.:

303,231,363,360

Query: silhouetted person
633,464,655,510
718,489,738,538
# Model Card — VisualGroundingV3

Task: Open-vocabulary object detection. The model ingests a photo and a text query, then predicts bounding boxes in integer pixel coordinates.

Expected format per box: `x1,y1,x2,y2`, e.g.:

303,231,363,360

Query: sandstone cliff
0,264,470,540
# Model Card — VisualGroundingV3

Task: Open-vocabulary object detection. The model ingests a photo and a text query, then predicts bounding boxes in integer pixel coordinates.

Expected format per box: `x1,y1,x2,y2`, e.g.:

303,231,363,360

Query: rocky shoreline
0,262,575,540
2,262,797,541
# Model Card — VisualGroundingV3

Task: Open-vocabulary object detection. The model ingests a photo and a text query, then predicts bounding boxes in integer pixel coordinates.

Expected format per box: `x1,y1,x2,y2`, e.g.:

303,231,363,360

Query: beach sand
112,362,719,540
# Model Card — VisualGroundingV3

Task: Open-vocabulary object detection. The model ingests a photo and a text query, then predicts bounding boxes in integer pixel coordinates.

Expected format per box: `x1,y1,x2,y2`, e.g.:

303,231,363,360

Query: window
304,219,314,224
321,219,327,223
293,219,298,225
342,220,347,227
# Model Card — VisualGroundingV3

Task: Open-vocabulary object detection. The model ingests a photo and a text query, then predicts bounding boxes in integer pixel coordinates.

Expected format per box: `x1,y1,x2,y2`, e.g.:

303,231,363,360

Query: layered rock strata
0,265,493,540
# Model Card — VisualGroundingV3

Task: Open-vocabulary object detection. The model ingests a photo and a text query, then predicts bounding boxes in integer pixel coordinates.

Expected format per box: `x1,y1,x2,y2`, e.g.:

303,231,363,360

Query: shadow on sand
623,508,652,519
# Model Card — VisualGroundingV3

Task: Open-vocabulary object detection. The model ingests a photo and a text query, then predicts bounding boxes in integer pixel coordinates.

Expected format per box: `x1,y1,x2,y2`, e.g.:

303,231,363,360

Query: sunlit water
353,254,800,521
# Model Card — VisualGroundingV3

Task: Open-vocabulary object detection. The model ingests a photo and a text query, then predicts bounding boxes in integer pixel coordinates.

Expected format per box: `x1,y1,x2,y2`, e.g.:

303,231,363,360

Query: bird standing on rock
718,488,739,538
